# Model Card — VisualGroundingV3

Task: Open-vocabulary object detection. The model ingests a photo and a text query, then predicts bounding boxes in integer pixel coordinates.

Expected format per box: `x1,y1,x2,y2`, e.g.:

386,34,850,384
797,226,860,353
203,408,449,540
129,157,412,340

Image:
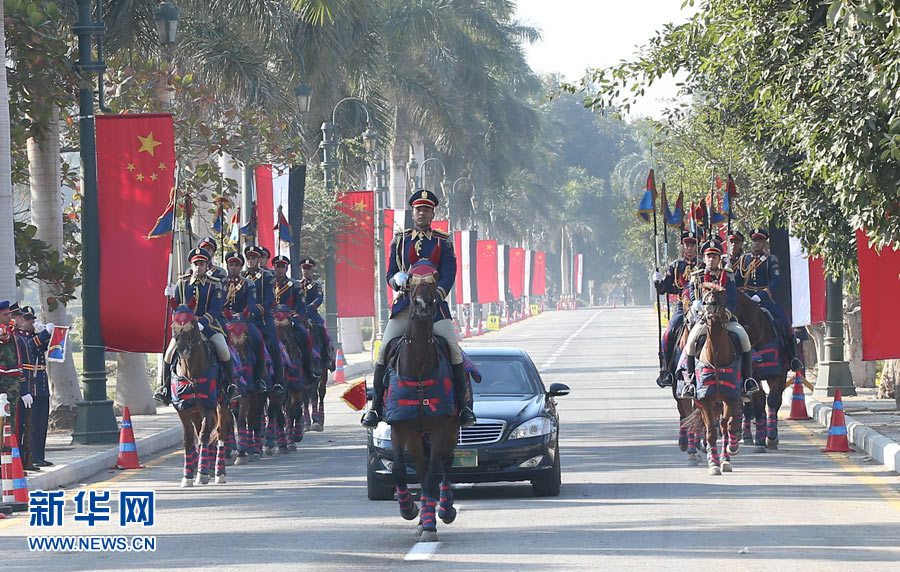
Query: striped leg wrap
707,443,720,466
755,420,767,446
767,411,778,440
678,427,687,443
293,420,304,443
438,483,453,518
226,434,236,457
216,442,227,477
277,426,288,448
265,417,275,447
302,406,311,426
397,486,413,512
419,495,437,531
317,402,324,425
199,444,213,475
742,413,752,440
253,433,262,454
183,449,199,479
729,432,739,451
687,431,697,454
236,428,248,453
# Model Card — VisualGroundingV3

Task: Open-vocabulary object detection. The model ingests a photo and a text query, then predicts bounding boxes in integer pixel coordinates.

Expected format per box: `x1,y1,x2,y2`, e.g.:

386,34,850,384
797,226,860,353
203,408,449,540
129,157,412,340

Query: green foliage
14,220,80,310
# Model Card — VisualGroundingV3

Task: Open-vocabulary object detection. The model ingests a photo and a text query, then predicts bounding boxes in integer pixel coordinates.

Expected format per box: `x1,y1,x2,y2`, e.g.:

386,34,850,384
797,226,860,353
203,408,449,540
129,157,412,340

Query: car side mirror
547,383,569,397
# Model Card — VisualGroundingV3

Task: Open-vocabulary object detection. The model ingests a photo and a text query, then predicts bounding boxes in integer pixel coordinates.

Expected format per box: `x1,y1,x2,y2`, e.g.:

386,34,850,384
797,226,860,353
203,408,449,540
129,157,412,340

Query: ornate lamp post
371,151,390,335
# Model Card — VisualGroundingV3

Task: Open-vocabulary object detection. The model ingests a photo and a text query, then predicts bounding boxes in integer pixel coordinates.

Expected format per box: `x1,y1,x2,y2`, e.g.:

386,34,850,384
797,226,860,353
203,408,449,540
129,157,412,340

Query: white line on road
404,542,441,561
539,310,604,371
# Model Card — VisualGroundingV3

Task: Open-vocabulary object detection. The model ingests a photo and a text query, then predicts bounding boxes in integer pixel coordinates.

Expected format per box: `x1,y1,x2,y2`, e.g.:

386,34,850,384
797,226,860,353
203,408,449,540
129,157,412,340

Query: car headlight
372,422,392,448
508,417,553,440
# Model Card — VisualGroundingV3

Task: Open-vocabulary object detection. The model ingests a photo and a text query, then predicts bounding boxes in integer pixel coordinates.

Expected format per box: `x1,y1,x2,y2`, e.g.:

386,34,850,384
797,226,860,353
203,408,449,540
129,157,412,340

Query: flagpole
726,155,734,239
651,172,664,380
661,181,670,321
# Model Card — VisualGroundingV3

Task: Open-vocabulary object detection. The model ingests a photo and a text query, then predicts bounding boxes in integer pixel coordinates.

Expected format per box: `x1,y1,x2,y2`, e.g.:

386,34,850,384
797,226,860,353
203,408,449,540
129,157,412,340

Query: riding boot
451,362,477,428
361,362,386,428
680,355,697,399
222,358,237,402
741,350,759,399
154,362,173,405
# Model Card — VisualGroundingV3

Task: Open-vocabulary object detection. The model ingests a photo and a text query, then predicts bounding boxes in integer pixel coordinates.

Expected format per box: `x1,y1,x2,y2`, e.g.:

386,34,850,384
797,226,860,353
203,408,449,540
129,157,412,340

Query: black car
366,347,570,500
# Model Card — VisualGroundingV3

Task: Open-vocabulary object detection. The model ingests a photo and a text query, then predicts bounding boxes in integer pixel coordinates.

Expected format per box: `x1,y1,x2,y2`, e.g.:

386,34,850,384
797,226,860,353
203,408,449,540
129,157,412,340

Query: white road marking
404,541,441,561
616,370,637,375
539,310,604,371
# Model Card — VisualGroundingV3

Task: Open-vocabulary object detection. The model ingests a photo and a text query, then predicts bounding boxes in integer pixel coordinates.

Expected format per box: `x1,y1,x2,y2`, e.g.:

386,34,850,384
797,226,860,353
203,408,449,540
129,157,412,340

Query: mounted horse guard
199,236,227,280
243,246,285,395
653,231,700,388
298,257,335,375
361,188,475,430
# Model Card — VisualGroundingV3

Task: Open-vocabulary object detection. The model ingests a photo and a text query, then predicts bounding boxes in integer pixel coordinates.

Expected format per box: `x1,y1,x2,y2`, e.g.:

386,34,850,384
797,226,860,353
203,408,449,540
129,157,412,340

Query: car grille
458,419,505,446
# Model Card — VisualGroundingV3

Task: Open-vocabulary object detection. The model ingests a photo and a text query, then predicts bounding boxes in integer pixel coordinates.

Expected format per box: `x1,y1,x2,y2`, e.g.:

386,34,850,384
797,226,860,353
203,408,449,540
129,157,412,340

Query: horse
225,311,266,465
681,284,744,476
304,319,330,431
383,261,460,542
169,305,230,486
670,296,704,464
735,290,791,450
274,306,307,448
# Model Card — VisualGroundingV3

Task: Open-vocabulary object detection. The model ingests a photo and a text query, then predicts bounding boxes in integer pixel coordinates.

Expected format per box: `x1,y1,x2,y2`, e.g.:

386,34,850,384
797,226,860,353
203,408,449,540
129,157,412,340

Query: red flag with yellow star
96,114,175,352
335,191,375,317
476,240,499,303
508,247,526,298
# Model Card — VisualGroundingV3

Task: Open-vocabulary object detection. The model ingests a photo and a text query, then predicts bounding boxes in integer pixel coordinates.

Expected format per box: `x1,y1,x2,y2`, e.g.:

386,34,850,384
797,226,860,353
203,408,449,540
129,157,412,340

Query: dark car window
470,358,541,395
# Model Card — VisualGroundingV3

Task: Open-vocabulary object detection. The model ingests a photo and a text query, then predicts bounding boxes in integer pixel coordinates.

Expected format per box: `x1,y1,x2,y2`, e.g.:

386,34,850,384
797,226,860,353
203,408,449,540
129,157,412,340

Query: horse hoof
766,437,779,449
687,453,699,466
401,504,420,521
246,453,257,463
439,506,457,524
311,423,323,432
278,446,290,454
224,457,235,466
265,447,275,456
721,461,733,473
197,474,210,485
678,438,688,452
708,465,722,476
234,456,248,466
215,475,226,484
728,444,740,456
288,443,298,452
743,436,753,445
419,529,438,543
754,445,767,453
302,422,311,431
180,478,193,488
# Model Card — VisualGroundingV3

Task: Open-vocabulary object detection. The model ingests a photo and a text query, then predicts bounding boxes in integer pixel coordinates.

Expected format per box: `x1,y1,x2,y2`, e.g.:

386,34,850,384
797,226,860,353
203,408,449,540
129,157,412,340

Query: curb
26,425,183,492
805,396,900,474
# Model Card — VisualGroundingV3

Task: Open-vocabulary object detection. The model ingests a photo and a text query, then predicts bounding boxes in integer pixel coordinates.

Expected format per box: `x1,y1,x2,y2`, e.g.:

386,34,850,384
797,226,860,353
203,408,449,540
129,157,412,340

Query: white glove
653,271,662,282
391,272,410,290
34,322,46,333
197,322,204,331
751,294,761,303
164,284,177,297
21,393,33,408
691,300,702,313
44,322,55,333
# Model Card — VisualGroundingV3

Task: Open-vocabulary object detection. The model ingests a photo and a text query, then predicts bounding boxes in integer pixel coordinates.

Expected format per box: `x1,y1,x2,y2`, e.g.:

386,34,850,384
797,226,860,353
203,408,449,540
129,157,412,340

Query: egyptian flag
497,244,509,301
275,205,292,245
476,240,499,303
255,166,275,256
453,230,477,305
788,236,826,328
524,250,533,297
531,251,547,295
636,169,657,223
856,230,900,360
574,253,584,295
45,326,70,363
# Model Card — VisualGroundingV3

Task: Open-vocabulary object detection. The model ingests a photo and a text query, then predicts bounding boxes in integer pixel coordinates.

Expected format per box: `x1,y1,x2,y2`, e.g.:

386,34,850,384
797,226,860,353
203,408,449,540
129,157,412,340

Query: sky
514,0,697,118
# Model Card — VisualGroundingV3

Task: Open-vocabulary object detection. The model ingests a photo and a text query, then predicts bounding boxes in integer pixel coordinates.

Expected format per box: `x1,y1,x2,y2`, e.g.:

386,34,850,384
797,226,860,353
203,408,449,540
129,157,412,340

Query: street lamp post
813,275,856,397
372,152,390,335
72,0,118,444
320,98,376,347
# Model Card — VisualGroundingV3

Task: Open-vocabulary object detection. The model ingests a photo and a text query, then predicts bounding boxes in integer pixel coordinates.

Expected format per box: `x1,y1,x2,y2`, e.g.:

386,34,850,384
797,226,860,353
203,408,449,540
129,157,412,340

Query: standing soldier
14,306,52,469
734,228,801,370
361,189,475,428
653,231,701,386
243,246,283,391
158,248,235,404
199,236,227,280
0,301,27,452
222,251,267,392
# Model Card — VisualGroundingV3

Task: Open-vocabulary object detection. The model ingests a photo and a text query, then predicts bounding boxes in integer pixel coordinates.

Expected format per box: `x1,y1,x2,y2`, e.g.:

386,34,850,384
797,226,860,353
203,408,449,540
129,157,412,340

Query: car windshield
469,357,540,395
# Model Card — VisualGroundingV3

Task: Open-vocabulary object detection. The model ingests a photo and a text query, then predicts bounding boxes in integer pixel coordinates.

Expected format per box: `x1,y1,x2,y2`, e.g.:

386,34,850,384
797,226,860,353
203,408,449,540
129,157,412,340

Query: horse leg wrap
419,495,437,532
183,449,199,479
216,441,227,477
277,426,288,448
265,417,275,447
678,427,688,448
225,434,236,457
438,483,453,519
707,443,720,466
742,414,752,441
754,420,767,446
397,486,413,511
199,444,213,475
767,412,778,441
293,419,304,443
687,431,697,454
302,406,311,427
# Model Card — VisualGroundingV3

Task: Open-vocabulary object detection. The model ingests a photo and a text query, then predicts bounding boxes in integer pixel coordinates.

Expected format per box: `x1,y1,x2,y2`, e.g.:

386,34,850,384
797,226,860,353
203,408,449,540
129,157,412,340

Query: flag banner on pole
255,165,275,256
46,326,70,362
383,208,395,309
335,191,375,317
524,250,532,297
531,251,547,295
97,113,174,352
476,240,499,303
275,206,292,245
665,191,684,227
432,220,449,233
574,253,584,295
856,230,900,360
789,236,826,327
228,209,240,247
272,169,290,257
636,169,657,223
509,247,526,298
453,230,477,305
146,190,175,239
241,201,257,238
497,244,508,301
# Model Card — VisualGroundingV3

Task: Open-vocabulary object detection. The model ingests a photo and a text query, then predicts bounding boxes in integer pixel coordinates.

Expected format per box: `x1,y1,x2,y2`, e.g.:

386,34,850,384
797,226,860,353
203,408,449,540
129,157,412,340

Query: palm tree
0,3,15,301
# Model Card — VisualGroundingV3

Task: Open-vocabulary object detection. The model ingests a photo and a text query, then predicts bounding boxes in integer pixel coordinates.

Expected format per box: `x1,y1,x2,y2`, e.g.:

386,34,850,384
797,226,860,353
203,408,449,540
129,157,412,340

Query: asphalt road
2,307,899,570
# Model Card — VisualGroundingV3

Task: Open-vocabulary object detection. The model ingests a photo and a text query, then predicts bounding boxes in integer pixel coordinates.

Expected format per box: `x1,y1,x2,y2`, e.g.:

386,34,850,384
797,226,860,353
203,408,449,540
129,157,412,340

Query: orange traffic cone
476,319,484,336
821,389,853,453
333,348,346,384
2,420,29,510
463,321,471,338
115,407,144,469
787,372,812,421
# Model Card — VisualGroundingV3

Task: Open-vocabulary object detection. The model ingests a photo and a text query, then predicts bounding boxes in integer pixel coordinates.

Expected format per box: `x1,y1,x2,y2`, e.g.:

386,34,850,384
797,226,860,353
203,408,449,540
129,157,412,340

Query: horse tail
680,408,704,434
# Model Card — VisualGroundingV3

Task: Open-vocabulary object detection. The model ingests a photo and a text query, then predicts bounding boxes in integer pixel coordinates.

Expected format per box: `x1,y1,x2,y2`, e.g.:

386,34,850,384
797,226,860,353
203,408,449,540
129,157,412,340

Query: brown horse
226,314,264,464
671,296,704,463
170,306,230,486
682,285,743,476
385,261,460,542
274,307,306,448
735,291,790,450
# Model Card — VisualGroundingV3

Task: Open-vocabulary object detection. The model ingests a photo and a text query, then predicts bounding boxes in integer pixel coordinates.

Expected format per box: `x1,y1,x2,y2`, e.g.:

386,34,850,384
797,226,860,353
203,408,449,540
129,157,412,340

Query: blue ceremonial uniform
19,327,51,463
688,268,739,314
208,264,227,281
734,252,790,324
174,274,226,337
298,277,324,325
386,228,457,321
656,256,699,375
223,274,267,382
243,266,283,386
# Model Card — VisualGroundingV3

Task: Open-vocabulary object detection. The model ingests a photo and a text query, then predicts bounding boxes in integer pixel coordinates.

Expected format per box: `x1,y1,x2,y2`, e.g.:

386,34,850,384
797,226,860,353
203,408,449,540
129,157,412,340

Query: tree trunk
27,104,83,428
0,6,16,300
844,295,875,388
876,359,898,404
114,352,156,415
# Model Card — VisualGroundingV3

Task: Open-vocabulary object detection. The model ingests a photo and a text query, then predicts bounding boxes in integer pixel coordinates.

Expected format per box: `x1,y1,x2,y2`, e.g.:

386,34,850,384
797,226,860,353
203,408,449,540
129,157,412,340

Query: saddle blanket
171,361,220,411
695,356,742,401
752,336,782,378
384,352,455,423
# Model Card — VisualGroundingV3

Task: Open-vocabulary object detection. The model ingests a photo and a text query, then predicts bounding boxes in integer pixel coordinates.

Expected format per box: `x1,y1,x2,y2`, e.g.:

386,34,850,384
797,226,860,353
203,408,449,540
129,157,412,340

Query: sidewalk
26,348,376,492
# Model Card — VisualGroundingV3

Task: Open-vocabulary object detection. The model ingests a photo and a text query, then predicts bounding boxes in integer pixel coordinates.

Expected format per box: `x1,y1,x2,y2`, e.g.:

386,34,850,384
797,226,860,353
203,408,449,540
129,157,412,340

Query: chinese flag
509,247,525,298
531,251,547,295
335,191,375,317
383,208,395,309
255,165,275,256
476,240,499,303
96,114,175,352
856,230,900,360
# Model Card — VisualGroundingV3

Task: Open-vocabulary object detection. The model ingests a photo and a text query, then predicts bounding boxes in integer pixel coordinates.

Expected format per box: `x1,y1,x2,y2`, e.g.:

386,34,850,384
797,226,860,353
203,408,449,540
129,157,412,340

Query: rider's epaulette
396,228,413,236
690,268,705,277
432,229,450,239
206,275,222,283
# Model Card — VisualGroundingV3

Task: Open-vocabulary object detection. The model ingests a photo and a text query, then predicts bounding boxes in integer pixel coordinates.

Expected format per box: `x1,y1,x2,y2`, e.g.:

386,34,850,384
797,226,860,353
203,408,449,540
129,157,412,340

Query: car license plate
453,449,477,468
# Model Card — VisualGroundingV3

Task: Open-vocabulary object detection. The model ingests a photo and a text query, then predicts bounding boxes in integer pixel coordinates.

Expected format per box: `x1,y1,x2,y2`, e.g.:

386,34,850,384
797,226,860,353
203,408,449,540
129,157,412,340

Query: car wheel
367,461,396,501
531,446,561,497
